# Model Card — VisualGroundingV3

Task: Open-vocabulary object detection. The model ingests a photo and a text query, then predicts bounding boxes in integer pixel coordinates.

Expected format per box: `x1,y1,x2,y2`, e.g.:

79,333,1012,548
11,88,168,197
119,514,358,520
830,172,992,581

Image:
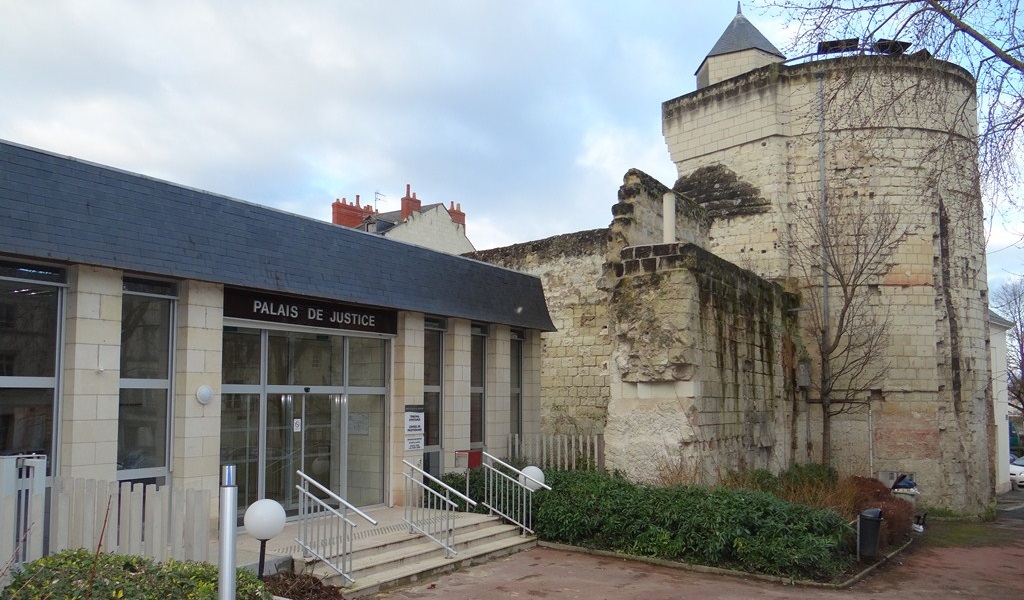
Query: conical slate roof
705,3,784,60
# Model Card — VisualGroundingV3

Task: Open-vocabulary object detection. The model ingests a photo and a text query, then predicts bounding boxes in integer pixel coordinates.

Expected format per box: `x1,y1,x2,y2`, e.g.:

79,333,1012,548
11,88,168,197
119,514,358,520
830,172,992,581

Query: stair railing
294,470,378,585
481,452,551,535
402,460,477,558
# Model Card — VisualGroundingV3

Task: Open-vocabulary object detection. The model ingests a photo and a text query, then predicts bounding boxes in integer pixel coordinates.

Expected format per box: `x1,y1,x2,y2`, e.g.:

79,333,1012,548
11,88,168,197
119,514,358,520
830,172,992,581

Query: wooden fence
1,476,211,572
506,433,604,471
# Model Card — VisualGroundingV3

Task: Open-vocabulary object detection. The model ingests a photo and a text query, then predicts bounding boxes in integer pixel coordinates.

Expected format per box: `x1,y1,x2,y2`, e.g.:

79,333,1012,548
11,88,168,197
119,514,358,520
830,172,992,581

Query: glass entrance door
265,393,344,514
222,327,389,516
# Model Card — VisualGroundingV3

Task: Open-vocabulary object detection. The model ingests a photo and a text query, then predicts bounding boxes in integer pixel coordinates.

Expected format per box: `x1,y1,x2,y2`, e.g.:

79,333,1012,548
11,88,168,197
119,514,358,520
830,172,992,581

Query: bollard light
244,499,286,580
519,466,545,492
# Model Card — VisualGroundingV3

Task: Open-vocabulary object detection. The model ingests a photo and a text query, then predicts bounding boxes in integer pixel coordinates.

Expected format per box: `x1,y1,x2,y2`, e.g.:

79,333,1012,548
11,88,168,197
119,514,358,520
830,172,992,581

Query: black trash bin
858,508,883,559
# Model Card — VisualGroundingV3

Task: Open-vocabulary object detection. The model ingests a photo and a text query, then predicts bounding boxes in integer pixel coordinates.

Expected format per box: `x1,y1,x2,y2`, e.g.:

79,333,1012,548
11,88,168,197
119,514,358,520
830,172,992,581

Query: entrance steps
296,512,536,598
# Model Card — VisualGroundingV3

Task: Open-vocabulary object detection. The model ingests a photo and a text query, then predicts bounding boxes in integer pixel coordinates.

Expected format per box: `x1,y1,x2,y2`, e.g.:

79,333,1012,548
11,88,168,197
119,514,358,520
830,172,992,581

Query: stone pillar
60,265,122,480
444,319,472,473
172,281,224,500
485,326,511,453
391,312,424,506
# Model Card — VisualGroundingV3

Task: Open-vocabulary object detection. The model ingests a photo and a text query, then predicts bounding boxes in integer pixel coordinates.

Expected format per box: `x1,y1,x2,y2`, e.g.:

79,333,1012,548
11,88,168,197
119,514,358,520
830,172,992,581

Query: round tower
663,12,991,512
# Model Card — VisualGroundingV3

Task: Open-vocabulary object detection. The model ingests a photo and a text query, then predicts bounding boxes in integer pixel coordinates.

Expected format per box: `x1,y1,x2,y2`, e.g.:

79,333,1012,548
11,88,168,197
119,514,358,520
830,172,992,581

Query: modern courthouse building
0,139,553,517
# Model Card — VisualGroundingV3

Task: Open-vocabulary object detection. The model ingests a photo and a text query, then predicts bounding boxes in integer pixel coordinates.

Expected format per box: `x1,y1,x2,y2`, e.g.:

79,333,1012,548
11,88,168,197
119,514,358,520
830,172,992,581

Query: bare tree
758,0,1024,223
789,191,916,465
993,278,1024,414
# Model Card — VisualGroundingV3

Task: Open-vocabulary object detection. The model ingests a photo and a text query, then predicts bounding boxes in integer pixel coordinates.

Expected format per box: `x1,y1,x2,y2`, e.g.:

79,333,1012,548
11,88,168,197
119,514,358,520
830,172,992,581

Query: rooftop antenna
374,191,384,211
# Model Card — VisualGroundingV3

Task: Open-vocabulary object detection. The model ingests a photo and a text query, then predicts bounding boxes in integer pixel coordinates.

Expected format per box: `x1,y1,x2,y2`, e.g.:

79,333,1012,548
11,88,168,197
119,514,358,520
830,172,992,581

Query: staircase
297,511,536,598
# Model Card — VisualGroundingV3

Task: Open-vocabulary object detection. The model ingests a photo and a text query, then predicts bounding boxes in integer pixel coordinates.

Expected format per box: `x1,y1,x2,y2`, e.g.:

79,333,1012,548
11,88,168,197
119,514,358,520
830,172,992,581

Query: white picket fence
506,433,604,471
49,477,212,562
1,467,211,572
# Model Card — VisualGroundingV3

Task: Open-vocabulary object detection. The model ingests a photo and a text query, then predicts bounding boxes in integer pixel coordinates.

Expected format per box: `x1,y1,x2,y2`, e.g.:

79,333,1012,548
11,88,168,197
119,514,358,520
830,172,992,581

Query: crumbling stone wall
605,242,797,483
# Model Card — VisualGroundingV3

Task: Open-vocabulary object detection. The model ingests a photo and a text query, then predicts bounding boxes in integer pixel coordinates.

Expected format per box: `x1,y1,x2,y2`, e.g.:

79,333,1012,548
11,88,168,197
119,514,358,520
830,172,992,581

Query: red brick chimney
400,184,421,221
332,195,374,228
448,201,466,230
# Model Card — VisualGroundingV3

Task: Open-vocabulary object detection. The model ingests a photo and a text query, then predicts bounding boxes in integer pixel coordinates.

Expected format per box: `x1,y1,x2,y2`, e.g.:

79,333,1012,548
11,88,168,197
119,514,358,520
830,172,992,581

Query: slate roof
990,309,1014,330
697,4,785,74
0,139,555,331
368,203,446,234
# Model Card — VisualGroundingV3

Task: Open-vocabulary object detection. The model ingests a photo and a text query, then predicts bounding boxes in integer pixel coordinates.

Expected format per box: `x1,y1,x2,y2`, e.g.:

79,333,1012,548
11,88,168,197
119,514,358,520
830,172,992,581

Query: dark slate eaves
0,140,555,332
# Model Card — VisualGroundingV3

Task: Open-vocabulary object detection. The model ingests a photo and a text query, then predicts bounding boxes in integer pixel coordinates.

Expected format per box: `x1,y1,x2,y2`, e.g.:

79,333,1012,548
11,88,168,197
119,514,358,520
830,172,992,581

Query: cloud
3,1,1015,286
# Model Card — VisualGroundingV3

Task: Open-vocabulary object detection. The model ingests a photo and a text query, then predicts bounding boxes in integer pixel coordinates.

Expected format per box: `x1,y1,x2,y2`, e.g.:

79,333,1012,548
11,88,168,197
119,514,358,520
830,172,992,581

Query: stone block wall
470,169,712,435
470,230,612,433
663,52,993,511
697,48,784,89
605,242,797,484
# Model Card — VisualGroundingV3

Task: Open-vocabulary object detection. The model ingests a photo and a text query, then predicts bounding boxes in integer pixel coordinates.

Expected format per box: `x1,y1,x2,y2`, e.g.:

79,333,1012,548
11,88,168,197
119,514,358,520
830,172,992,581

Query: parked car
1010,457,1024,488
1013,453,1019,464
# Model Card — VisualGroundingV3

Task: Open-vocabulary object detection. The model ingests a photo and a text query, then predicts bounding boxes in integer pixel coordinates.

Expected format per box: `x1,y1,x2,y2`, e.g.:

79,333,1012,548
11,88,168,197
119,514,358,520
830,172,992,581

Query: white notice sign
405,411,424,434
405,435,424,451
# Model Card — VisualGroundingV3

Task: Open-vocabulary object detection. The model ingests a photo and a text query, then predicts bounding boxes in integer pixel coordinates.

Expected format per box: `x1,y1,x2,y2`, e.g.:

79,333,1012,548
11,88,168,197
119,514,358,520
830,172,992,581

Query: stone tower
663,10,992,512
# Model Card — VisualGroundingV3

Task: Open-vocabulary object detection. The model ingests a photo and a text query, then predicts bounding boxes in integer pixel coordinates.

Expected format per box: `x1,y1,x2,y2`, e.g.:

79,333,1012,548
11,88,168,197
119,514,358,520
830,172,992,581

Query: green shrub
0,549,269,600
437,467,489,513
721,468,779,495
435,457,532,514
534,470,854,581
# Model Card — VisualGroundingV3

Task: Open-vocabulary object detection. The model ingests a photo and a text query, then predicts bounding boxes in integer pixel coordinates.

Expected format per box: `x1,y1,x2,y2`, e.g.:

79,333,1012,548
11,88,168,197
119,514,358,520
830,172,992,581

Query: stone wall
663,53,992,512
470,230,611,433
605,242,797,483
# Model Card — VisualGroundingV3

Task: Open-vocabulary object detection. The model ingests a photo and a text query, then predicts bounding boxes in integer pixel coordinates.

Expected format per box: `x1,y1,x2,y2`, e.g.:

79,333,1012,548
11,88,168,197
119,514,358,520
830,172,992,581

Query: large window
118,278,176,481
0,261,64,472
510,330,524,438
470,324,486,447
423,318,445,477
220,326,389,512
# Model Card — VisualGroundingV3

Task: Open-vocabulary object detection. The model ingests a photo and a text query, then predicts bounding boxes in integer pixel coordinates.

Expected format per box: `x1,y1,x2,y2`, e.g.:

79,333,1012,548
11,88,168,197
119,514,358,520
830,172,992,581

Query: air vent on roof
871,39,911,55
817,38,859,54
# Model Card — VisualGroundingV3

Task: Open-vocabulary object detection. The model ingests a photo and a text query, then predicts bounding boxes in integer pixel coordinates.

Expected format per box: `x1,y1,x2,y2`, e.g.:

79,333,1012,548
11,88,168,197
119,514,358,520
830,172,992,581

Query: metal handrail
402,460,477,558
294,470,378,585
481,452,551,535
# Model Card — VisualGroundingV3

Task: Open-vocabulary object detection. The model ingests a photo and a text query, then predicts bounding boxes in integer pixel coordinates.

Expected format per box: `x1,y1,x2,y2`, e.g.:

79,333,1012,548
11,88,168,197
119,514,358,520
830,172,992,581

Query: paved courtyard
368,490,1024,600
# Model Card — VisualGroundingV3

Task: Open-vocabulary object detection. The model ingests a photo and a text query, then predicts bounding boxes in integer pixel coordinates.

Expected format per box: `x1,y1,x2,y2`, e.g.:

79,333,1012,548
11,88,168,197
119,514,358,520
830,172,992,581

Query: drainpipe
817,72,831,449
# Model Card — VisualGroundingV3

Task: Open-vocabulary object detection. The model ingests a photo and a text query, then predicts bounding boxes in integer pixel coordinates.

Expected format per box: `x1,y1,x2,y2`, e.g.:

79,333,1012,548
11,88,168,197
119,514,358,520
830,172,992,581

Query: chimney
400,184,422,221
332,196,374,228
448,201,466,230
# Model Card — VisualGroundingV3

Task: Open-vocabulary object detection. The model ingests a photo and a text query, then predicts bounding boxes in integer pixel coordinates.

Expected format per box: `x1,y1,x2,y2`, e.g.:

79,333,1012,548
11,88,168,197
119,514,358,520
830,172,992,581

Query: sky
1,1,1021,290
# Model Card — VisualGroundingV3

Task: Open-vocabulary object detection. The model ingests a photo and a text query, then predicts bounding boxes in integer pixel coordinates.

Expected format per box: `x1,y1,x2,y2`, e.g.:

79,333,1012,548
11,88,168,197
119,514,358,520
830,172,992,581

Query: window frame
117,277,177,482
0,261,66,476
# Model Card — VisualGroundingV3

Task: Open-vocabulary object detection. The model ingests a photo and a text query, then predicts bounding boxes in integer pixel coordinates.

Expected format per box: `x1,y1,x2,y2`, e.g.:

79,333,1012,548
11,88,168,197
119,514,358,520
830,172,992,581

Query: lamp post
243,499,286,580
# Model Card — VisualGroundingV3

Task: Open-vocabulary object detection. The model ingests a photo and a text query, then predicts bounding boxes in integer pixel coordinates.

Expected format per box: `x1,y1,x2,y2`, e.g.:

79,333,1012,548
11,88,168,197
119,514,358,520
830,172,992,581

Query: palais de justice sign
224,288,397,335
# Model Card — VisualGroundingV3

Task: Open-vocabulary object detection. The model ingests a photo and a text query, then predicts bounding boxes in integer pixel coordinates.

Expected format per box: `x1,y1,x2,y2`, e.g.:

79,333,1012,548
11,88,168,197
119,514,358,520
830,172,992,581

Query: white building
0,139,553,521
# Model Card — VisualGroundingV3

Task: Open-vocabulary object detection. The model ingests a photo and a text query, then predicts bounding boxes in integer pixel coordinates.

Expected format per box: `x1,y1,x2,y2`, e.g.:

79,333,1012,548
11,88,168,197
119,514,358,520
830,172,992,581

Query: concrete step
348,521,524,578
294,513,536,598
340,534,537,599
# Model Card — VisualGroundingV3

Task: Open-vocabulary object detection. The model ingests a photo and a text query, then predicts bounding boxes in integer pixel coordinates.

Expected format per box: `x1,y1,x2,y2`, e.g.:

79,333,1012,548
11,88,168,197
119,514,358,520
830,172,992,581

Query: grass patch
921,520,1019,548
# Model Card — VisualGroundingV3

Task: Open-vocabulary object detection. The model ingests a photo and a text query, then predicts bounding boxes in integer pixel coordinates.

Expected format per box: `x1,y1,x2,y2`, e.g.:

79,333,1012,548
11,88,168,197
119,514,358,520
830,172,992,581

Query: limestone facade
475,29,993,512
474,170,798,484
664,53,991,512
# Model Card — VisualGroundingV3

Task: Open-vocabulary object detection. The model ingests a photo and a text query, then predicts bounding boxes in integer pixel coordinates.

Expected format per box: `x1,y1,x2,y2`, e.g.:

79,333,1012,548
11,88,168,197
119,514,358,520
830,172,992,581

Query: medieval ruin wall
605,242,797,483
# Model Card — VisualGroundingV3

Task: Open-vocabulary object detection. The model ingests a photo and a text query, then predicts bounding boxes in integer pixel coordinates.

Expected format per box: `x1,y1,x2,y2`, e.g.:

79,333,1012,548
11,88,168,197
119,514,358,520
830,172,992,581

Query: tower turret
695,2,785,89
